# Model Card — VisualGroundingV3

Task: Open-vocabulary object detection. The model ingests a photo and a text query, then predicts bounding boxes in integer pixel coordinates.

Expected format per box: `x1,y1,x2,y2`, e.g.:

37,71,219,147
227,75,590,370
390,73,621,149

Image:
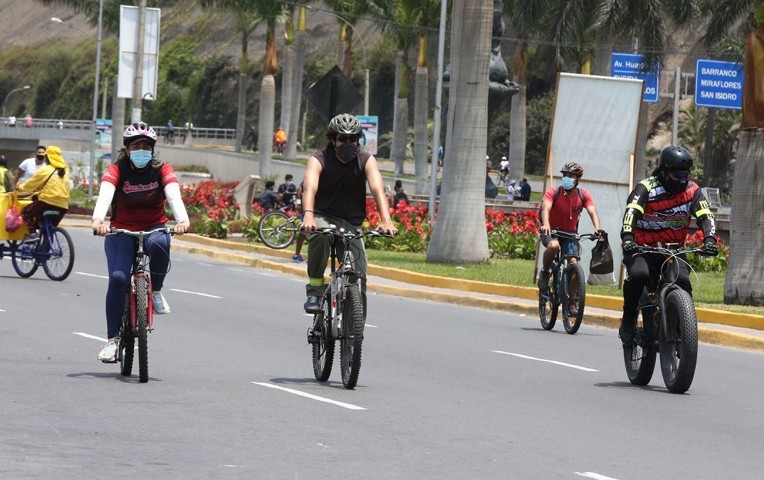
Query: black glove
622,240,638,255
701,238,718,256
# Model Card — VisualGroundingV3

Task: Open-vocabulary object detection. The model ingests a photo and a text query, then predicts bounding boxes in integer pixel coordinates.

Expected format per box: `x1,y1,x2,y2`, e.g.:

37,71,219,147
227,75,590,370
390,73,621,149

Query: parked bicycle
257,206,301,249
622,244,707,394
538,230,600,334
0,210,75,281
106,226,174,383
307,226,389,389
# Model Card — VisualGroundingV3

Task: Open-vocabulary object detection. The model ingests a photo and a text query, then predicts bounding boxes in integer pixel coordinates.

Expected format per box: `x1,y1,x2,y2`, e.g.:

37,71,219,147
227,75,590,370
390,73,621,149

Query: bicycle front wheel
135,275,150,383
340,285,364,389
11,243,38,278
562,263,586,334
42,227,75,281
258,211,296,249
659,289,698,394
120,293,135,377
310,294,334,382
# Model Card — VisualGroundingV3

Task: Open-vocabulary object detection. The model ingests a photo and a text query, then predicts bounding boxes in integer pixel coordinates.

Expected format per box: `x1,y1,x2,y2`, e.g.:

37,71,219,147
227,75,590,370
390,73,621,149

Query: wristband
303,210,314,214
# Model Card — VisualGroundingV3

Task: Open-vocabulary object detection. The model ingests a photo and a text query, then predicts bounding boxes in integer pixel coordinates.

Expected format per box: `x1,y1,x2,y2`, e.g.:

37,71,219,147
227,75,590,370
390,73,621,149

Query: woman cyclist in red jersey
91,122,190,363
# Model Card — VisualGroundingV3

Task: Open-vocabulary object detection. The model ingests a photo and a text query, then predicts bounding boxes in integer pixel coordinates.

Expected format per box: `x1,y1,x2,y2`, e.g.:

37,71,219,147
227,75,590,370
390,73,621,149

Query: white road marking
365,324,378,328
169,288,222,299
73,332,107,342
77,271,108,279
252,382,367,410
492,350,599,372
575,472,619,480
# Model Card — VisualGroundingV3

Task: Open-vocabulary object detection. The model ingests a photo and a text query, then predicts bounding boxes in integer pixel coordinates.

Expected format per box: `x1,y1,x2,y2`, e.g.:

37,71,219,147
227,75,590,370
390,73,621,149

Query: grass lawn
366,250,764,316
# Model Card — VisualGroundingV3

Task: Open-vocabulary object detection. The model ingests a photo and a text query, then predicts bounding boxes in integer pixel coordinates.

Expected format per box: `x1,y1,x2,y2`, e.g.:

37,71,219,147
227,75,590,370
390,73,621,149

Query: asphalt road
1,228,763,479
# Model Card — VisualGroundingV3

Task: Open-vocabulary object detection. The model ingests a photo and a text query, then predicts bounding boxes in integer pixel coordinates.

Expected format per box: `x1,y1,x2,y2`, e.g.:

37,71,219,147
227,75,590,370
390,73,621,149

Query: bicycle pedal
307,328,319,344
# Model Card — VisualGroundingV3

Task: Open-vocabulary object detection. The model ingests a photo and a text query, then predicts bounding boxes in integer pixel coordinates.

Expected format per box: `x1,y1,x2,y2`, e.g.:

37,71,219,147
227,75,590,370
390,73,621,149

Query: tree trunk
258,75,276,179
281,44,294,134
392,58,409,176
235,70,246,153
286,29,304,161
508,77,526,180
414,66,428,194
427,0,491,263
724,129,764,305
391,50,402,164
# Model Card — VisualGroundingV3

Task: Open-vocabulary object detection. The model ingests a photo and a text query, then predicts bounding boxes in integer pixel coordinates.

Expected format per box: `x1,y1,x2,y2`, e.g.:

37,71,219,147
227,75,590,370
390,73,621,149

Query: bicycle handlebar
549,230,601,241
634,244,704,256
101,226,175,237
314,226,393,242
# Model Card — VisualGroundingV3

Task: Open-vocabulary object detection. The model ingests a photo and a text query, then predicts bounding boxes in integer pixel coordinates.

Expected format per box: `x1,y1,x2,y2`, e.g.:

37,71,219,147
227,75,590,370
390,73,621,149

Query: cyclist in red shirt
538,162,604,297
91,122,190,362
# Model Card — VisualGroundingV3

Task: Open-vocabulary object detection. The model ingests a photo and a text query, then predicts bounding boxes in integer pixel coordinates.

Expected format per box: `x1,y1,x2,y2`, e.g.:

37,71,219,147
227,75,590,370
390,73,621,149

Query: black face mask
662,172,689,194
335,142,358,164
36,154,46,162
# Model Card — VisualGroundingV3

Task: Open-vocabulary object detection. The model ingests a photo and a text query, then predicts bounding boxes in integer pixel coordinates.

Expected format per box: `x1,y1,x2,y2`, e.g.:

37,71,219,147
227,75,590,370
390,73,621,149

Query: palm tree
427,0,492,263
202,0,263,153
699,0,764,305
285,4,308,161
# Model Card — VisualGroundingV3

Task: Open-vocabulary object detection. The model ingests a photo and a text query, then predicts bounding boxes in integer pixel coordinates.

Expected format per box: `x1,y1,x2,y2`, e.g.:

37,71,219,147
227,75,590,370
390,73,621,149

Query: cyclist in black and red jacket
619,145,718,346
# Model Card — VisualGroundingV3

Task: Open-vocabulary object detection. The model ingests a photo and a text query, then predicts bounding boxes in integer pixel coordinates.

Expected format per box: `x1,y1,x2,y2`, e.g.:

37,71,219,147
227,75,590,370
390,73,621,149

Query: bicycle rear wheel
258,211,296,249
42,226,75,281
623,306,657,385
340,285,364,389
562,263,586,334
310,294,334,381
135,275,150,383
119,293,135,376
659,289,698,393
11,242,38,278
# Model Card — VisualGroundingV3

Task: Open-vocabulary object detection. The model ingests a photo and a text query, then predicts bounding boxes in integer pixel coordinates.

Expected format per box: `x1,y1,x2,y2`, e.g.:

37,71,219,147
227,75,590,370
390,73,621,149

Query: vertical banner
117,6,161,99
357,115,378,155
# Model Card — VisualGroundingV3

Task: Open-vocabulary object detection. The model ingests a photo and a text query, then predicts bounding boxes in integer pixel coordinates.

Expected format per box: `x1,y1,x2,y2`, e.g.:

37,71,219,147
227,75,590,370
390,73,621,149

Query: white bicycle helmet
123,122,158,147
327,113,363,135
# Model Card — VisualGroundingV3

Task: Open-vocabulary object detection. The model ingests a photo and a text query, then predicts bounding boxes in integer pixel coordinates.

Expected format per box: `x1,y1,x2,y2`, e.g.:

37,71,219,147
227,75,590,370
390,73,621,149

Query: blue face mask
561,176,576,190
130,149,153,168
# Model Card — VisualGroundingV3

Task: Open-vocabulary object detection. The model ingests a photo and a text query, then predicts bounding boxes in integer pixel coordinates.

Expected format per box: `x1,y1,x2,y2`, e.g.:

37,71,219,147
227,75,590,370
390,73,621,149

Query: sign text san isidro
611,52,659,103
695,59,743,109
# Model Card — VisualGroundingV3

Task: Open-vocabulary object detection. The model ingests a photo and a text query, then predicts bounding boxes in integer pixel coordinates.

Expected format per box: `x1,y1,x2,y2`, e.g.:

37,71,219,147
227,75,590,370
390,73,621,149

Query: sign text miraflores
694,59,743,110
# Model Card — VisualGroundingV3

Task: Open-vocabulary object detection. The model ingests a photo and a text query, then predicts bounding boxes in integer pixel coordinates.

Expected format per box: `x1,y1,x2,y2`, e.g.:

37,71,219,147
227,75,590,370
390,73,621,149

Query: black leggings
622,252,692,319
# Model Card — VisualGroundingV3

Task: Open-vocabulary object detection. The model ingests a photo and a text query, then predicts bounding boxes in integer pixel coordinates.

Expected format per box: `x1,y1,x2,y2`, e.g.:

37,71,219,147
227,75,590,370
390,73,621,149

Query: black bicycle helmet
327,113,363,135
560,162,584,177
657,145,693,171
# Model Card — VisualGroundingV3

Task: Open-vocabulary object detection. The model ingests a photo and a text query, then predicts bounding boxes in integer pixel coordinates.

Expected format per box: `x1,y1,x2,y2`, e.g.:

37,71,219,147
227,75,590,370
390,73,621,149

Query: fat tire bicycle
257,208,301,249
106,226,174,383
622,244,709,394
307,226,388,389
538,230,599,334
1,210,75,281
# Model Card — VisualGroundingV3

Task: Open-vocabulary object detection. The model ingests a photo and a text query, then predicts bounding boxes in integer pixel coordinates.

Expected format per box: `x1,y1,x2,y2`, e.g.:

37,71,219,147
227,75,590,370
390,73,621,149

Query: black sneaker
618,318,635,346
304,296,321,314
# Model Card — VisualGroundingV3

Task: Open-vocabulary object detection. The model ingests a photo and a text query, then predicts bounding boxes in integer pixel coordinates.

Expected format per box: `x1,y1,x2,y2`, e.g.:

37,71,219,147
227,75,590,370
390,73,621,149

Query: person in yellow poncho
17,145,70,242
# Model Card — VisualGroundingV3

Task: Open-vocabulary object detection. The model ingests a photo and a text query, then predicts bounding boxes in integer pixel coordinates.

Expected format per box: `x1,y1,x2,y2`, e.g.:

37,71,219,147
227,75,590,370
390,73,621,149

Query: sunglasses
668,169,690,180
336,134,358,143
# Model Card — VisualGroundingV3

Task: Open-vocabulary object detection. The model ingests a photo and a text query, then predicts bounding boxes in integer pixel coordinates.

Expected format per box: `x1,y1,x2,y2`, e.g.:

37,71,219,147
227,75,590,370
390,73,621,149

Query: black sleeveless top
313,146,370,225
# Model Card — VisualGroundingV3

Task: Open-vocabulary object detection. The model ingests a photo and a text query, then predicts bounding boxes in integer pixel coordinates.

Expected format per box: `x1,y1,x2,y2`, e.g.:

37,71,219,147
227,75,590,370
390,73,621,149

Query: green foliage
525,91,554,175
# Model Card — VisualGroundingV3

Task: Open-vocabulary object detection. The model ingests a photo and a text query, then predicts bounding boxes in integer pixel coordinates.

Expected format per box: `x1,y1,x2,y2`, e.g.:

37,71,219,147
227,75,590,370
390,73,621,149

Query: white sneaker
98,337,120,363
152,291,171,314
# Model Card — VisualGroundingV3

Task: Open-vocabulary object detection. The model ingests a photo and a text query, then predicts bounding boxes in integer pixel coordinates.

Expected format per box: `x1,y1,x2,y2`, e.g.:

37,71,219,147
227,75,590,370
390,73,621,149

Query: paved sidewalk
62,218,764,353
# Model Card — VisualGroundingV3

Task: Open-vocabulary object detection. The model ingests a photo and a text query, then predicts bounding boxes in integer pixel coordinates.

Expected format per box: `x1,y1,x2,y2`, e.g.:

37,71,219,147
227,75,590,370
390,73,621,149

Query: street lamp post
306,6,369,115
2,85,31,117
51,7,103,199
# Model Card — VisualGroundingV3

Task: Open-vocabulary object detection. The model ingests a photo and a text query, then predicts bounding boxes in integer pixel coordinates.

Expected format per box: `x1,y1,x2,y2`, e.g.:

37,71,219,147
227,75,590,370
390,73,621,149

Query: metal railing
153,126,236,140
1,117,92,129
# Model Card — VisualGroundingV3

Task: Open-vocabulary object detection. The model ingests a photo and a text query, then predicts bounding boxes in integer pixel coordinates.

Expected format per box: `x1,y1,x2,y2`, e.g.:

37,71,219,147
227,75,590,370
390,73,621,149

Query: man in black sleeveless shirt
300,113,397,314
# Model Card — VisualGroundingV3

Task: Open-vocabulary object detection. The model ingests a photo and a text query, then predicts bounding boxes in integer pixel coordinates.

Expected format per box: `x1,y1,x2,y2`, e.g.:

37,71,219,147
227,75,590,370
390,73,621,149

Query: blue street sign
611,52,659,103
695,59,743,109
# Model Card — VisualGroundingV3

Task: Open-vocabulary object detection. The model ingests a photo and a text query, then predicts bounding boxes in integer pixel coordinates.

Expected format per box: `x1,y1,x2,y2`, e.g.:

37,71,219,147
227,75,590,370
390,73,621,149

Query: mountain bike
107,226,173,383
307,226,389,389
538,230,599,334
622,244,708,394
1,210,75,281
257,207,301,249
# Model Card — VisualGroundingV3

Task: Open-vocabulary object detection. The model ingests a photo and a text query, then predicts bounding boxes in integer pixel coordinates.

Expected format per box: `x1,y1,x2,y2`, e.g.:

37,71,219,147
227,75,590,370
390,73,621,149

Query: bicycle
622,244,708,394
307,226,389,389
257,206,301,249
538,230,600,334
164,131,175,145
1,210,75,281
106,226,173,383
